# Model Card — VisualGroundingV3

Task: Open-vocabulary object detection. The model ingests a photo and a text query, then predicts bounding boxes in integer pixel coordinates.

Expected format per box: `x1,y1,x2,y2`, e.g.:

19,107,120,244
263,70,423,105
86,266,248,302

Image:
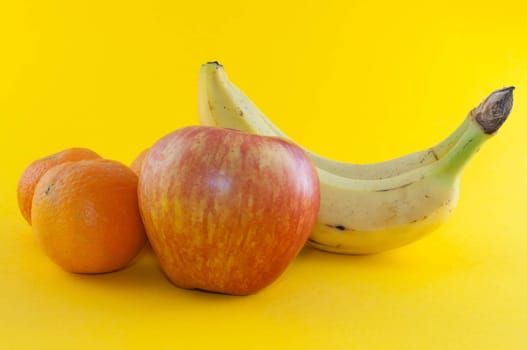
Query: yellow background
1,0,527,348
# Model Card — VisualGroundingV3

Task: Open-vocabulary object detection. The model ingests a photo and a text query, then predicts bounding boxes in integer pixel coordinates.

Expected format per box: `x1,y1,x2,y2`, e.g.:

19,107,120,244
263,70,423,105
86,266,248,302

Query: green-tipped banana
199,62,470,179
198,62,514,254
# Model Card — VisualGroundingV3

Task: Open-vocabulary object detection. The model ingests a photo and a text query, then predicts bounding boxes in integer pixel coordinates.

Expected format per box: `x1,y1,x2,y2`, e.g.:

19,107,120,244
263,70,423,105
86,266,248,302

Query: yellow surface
1,0,527,348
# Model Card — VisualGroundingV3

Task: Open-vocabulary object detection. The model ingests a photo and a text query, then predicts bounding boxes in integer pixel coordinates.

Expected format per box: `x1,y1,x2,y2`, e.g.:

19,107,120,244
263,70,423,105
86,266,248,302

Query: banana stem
440,87,514,177
431,115,471,159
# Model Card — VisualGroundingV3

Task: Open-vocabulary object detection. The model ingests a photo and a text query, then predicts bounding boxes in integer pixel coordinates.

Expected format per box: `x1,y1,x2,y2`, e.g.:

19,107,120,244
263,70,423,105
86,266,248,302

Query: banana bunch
197,62,514,254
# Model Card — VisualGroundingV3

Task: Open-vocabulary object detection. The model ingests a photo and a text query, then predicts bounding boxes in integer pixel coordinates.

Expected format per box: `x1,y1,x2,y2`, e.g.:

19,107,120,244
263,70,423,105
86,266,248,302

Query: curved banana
198,62,470,180
198,62,514,254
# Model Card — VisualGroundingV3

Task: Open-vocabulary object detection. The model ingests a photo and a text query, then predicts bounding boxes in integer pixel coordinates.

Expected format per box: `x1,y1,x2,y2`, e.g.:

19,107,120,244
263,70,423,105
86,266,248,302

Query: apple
138,126,320,295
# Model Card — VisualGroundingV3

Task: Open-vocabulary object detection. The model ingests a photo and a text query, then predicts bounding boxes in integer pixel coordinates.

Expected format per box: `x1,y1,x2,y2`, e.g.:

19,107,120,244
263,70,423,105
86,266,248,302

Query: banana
198,62,514,254
199,62,470,180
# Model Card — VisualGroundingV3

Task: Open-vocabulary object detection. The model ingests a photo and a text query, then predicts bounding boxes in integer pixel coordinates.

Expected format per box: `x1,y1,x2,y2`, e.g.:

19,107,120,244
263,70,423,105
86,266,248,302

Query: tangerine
17,148,100,224
31,159,147,273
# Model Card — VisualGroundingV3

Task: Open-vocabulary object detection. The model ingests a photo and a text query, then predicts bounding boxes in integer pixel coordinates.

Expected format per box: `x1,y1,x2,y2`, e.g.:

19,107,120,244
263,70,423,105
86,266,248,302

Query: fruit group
32,159,147,273
138,126,320,295
198,62,514,254
17,148,101,224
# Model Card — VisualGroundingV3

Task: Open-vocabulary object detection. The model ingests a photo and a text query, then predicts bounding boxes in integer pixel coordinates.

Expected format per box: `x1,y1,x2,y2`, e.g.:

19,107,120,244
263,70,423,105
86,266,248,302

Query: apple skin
138,126,320,295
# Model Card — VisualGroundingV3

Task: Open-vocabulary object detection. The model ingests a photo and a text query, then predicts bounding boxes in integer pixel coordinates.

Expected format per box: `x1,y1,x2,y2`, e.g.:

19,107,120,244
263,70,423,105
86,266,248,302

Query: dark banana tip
205,61,223,68
474,86,515,134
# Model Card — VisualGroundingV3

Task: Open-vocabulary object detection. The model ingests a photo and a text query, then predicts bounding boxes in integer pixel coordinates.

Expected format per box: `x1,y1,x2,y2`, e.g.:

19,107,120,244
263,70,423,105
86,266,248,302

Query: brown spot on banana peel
462,138,473,150
375,182,413,192
325,224,351,231
308,237,342,249
429,148,439,160
419,148,438,164
410,215,428,223
472,86,514,134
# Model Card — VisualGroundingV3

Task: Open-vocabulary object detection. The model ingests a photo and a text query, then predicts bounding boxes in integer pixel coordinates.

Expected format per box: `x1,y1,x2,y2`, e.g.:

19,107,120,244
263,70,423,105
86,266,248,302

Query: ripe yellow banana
198,62,514,254
199,62,470,179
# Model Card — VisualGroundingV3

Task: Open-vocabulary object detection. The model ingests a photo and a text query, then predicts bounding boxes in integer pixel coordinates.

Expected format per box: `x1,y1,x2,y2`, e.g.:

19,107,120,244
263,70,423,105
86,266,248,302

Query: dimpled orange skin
31,159,147,274
17,148,101,224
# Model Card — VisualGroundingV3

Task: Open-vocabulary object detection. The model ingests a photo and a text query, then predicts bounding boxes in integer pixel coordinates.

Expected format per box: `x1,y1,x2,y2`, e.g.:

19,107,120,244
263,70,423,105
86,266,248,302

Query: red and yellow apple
138,126,320,295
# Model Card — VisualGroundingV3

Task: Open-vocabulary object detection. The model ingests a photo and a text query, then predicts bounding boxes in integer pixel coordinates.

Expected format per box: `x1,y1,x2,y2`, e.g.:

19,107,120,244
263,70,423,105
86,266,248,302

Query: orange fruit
17,148,101,224
130,148,149,176
31,159,147,274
